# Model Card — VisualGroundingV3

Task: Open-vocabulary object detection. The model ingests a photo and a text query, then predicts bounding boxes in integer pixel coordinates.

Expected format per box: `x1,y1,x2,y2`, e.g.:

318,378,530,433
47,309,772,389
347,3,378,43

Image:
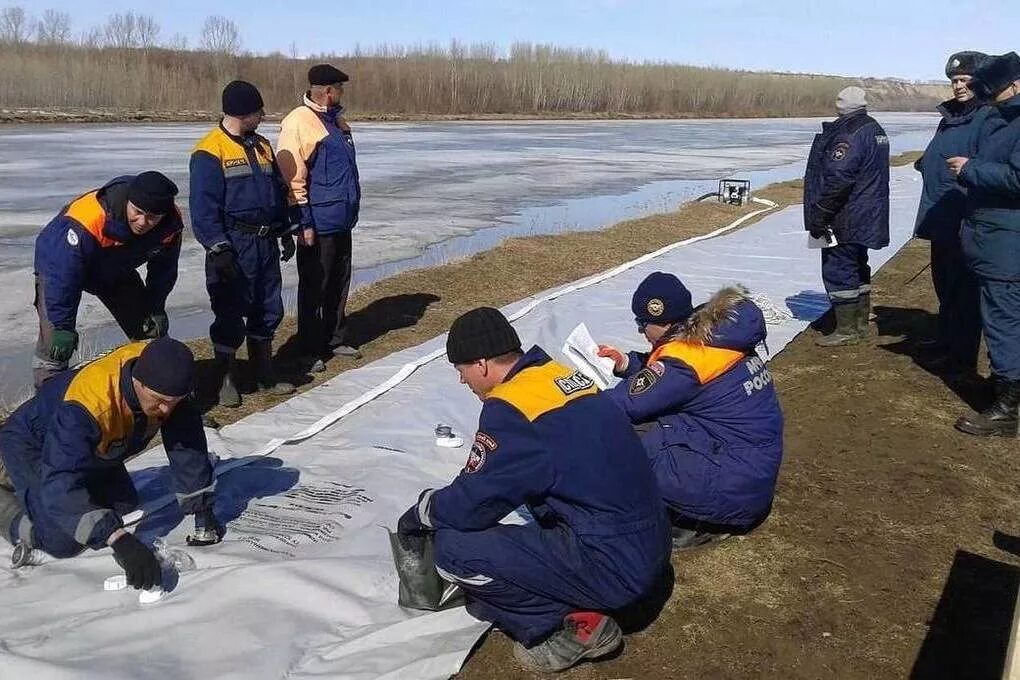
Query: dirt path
456,237,1020,680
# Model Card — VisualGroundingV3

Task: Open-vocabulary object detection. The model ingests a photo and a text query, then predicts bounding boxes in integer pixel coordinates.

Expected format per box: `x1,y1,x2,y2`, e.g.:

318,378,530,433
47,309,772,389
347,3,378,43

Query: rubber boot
247,339,295,397
857,292,871,338
214,351,242,408
0,487,23,545
955,377,1020,437
815,300,860,347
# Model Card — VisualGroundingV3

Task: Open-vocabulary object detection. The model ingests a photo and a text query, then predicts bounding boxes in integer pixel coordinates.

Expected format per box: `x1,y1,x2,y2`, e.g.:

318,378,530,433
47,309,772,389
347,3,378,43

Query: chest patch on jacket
832,142,851,161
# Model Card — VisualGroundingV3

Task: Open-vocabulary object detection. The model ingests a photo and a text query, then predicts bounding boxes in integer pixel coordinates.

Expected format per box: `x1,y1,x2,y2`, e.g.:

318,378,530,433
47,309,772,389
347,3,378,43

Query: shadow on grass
910,550,1019,680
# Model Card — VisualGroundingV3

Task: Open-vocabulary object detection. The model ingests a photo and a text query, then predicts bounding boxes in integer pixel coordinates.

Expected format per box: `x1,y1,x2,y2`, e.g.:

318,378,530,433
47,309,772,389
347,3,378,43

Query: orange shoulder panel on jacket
649,340,745,385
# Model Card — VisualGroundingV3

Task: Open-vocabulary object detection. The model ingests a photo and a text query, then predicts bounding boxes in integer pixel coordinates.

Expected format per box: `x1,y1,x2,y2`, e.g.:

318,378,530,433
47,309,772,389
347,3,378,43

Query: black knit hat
446,307,522,364
132,337,195,397
222,80,264,116
970,52,1020,98
945,51,987,78
632,272,694,324
127,171,178,215
308,64,349,86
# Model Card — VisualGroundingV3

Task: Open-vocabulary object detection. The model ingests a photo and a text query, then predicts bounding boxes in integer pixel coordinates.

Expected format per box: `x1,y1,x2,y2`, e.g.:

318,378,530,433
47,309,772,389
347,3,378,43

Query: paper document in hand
562,323,616,389
808,229,839,249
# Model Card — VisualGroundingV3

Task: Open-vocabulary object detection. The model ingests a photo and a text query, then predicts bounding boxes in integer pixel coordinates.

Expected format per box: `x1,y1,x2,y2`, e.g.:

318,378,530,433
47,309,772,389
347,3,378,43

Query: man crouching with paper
397,307,670,674
597,272,784,550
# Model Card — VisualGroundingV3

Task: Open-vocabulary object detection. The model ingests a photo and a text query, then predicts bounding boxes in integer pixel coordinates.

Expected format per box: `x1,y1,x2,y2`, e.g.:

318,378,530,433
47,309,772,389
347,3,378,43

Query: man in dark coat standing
947,52,1020,436
914,51,999,376
804,86,891,346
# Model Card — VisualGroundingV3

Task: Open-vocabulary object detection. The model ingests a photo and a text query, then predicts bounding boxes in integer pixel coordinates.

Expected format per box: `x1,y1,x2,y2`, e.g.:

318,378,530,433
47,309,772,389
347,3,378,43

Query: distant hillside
0,40,947,122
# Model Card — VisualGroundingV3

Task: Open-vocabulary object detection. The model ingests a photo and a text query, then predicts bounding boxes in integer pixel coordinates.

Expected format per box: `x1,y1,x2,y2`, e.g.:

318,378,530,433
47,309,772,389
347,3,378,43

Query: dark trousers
33,274,149,387
296,231,353,356
980,278,1020,381
206,231,284,354
930,237,982,368
821,243,871,301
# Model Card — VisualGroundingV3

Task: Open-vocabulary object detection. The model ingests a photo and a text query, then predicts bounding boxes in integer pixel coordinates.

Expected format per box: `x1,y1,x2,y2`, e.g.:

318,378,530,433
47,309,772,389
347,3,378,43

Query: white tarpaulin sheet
0,167,922,679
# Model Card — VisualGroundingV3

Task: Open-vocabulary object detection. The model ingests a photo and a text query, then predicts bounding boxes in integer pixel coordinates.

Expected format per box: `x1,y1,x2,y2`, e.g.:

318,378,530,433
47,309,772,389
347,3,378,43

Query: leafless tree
35,9,71,45
102,11,159,48
0,6,30,44
165,32,189,50
199,15,241,55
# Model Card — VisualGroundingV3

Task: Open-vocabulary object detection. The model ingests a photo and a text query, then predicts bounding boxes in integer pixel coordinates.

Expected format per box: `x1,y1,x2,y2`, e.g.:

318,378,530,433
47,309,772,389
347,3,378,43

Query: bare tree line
0,5,943,117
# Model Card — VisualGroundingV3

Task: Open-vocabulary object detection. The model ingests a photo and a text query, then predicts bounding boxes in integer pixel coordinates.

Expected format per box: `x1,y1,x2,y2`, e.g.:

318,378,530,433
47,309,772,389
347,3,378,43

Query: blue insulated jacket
804,110,891,248
959,94,1020,280
189,124,290,249
915,100,1001,241
33,176,183,330
413,347,669,597
0,343,215,549
607,288,784,527
277,97,361,234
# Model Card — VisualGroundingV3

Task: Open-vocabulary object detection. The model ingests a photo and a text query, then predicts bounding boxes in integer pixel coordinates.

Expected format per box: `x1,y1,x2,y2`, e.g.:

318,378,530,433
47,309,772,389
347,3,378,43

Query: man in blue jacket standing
32,172,182,386
947,52,1020,437
277,64,363,371
914,52,999,377
190,80,295,407
0,338,221,587
397,307,670,673
597,273,784,549
804,87,891,346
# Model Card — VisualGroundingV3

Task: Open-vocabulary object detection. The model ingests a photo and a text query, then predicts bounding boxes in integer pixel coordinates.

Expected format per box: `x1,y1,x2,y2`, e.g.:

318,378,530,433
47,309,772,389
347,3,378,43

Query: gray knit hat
836,87,867,115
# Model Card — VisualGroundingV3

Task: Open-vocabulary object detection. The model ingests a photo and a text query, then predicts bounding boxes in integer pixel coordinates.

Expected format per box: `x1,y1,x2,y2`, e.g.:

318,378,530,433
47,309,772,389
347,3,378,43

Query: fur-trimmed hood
663,285,766,351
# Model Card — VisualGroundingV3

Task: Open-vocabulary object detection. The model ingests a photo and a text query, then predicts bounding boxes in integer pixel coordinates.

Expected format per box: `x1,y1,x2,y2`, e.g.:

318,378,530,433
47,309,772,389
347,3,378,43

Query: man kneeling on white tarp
397,307,670,674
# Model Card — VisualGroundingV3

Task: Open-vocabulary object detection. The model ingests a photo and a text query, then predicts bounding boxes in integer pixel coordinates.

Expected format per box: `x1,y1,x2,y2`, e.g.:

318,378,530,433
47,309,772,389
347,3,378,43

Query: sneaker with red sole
512,611,623,673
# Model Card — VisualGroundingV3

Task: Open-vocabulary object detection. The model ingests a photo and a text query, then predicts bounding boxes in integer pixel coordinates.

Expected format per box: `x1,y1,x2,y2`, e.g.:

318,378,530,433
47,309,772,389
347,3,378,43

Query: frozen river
0,114,938,399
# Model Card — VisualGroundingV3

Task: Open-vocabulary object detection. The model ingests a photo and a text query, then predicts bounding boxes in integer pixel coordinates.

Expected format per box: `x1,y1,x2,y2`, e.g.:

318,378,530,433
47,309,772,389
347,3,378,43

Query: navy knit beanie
632,272,694,325
222,80,264,116
127,171,178,215
446,307,522,364
132,337,195,397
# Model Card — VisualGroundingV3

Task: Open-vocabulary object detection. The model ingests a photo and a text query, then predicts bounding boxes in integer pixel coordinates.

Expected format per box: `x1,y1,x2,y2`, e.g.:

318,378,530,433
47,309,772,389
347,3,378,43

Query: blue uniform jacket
915,100,1001,241
189,124,290,250
959,94,1020,280
607,289,784,527
277,98,361,234
33,176,183,330
0,343,214,549
413,347,669,597
804,110,891,249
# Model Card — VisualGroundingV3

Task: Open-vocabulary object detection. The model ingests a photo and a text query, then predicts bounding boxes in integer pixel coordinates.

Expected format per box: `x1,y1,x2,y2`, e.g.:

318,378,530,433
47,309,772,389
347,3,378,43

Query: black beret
308,64,349,86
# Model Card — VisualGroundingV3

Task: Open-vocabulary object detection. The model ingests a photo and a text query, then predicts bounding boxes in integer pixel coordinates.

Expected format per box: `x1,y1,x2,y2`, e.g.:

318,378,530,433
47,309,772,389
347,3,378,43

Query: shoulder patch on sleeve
464,431,498,474
831,142,851,161
66,228,79,247
648,360,666,377
628,367,660,396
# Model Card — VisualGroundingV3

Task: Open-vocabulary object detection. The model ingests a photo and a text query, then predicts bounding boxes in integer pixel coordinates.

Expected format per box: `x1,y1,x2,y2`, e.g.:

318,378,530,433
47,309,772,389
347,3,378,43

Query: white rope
748,292,794,325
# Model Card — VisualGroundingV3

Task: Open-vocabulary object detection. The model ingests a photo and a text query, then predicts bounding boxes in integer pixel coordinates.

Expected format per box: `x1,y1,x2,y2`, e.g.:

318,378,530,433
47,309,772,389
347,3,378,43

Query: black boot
0,487,23,545
816,300,860,347
214,351,241,408
857,292,871,338
955,377,1020,437
247,339,295,397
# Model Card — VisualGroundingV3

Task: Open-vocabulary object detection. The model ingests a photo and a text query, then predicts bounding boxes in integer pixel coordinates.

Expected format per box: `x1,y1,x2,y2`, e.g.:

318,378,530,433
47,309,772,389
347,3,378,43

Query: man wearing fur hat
396,307,670,673
914,51,1000,378
597,273,784,549
946,51,1020,436
804,86,891,346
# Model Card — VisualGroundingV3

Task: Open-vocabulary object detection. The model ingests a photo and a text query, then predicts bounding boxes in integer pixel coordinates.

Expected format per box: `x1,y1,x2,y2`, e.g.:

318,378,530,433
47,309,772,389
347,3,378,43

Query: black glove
808,226,830,239
397,503,428,536
49,329,78,362
280,235,296,263
140,311,169,339
111,532,162,590
186,508,225,546
209,248,240,281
